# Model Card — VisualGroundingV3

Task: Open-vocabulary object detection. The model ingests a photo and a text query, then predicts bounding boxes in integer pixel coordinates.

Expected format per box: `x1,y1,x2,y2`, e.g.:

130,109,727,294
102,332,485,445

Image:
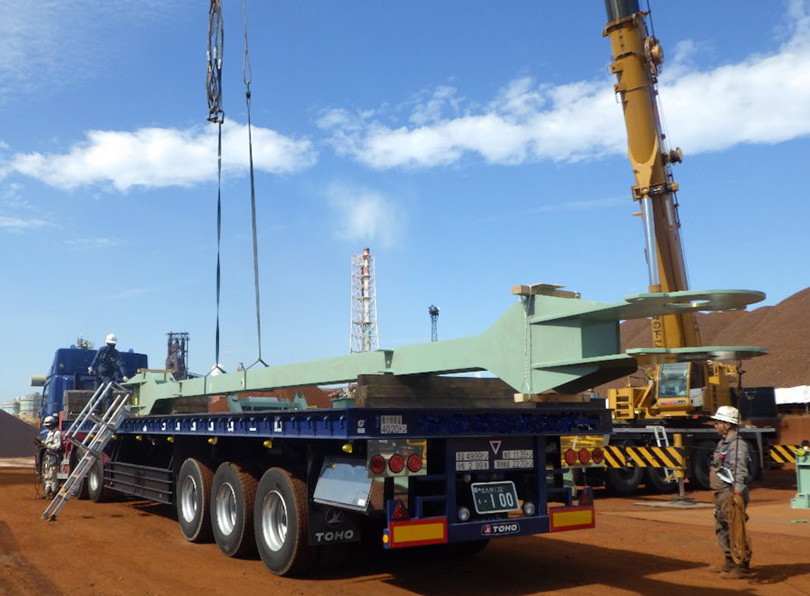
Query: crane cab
655,362,706,412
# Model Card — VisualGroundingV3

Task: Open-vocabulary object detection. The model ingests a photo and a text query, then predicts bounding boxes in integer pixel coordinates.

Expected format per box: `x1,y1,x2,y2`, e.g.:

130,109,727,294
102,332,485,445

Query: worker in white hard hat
39,415,62,499
88,334,129,410
708,405,753,579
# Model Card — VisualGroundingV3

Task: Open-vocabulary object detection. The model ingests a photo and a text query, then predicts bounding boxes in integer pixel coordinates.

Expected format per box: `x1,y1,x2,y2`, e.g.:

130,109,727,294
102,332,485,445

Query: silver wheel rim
261,490,287,552
89,464,100,492
216,482,237,536
181,475,198,523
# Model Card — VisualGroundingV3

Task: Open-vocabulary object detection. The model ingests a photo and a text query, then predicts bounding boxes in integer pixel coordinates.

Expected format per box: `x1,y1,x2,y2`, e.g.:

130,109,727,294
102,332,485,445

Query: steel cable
207,0,225,374
242,0,267,369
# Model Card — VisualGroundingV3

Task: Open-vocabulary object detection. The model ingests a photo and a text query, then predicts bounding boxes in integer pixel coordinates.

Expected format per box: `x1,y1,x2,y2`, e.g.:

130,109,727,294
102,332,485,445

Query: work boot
709,558,734,573
721,566,753,580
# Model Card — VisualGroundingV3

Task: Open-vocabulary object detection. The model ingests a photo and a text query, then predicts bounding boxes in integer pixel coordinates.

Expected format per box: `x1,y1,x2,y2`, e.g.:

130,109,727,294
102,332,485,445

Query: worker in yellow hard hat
708,406,753,579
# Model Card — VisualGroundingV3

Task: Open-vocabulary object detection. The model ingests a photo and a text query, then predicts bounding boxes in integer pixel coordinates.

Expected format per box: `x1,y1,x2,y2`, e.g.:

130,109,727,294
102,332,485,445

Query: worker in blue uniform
88,333,128,411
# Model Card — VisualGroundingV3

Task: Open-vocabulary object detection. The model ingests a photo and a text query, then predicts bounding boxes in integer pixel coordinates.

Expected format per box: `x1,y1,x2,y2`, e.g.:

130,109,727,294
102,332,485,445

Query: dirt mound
607,287,810,390
0,411,37,457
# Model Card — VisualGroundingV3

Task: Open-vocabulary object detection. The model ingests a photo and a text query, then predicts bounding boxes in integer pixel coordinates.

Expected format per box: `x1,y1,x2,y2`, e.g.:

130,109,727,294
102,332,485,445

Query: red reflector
407,453,422,473
389,454,405,474
369,454,386,475
564,449,578,466
591,447,604,464
578,448,590,465
391,499,409,520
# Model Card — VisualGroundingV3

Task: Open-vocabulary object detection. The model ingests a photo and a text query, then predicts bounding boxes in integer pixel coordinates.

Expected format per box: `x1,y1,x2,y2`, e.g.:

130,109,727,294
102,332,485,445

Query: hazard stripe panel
387,518,448,548
603,446,685,468
770,445,801,464
549,506,595,532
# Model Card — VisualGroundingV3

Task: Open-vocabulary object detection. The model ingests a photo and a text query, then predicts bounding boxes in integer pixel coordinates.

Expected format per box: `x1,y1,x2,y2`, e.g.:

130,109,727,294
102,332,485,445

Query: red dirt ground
1,464,808,596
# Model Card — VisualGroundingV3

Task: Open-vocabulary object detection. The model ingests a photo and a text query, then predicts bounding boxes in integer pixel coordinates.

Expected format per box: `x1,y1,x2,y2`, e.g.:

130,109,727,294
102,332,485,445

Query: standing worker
40,416,62,499
709,405,753,579
88,333,129,411
88,333,128,384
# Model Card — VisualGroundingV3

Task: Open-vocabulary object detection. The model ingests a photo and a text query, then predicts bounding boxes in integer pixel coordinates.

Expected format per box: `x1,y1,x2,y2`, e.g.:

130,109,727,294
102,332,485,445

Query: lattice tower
428,304,440,342
350,248,379,353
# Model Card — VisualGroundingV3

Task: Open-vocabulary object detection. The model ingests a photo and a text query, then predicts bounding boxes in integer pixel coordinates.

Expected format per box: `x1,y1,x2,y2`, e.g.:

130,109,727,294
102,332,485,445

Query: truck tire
254,467,315,576
69,448,89,500
690,440,716,490
177,458,214,543
88,458,110,503
605,441,643,496
645,467,678,493
211,462,258,557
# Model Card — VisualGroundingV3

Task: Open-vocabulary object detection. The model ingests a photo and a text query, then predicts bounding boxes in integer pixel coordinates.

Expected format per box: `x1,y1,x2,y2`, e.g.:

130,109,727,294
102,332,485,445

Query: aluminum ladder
647,424,694,504
42,382,130,521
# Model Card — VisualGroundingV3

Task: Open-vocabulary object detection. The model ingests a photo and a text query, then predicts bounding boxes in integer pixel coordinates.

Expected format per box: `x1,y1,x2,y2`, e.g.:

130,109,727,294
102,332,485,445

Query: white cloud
325,183,405,249
319,6,810,169
5,122,316,191
0,0,177,104
99,287,154,300
0,215,50,231
66,237,123,249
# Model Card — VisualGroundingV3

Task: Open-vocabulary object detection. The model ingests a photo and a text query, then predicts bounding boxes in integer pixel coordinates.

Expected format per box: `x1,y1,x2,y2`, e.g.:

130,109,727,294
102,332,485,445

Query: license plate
470,481,520,514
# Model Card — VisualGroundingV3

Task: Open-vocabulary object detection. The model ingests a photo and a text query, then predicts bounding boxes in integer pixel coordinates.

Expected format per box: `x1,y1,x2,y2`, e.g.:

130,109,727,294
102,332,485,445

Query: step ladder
42,381,131,521
647,425,677,482
646,425,693,504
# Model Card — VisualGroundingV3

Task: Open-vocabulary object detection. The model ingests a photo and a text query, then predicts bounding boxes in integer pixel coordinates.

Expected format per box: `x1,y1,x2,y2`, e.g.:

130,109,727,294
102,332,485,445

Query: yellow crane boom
603,0,700,350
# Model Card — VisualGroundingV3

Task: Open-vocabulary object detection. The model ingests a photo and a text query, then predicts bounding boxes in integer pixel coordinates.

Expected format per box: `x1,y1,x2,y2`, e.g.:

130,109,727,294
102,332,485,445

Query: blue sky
2,1,809,401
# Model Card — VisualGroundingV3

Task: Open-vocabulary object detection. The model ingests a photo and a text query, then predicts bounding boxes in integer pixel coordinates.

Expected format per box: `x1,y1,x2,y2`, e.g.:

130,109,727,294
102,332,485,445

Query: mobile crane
600,0,775,493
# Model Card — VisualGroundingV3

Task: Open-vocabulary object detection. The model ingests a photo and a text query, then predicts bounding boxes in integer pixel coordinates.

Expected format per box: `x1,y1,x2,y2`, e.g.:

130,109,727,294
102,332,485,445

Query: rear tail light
388,454,405,474
591,447,605,464
578,448,591,465
407,453,423,473
564,449,578,466
369,454,386,475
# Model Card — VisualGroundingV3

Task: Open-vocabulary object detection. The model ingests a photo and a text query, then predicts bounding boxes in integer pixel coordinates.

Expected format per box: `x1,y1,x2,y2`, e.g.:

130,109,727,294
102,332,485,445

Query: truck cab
36,345,148,422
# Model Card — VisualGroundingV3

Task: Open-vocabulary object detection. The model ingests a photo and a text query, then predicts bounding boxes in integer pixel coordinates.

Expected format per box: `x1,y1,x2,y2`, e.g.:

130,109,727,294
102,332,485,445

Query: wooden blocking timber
170,396,213,414
355,374,528,408
513,392,590,404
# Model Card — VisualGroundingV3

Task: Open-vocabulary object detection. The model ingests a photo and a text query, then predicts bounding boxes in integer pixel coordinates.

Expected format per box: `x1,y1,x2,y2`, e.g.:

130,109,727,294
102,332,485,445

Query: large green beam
127,287,766,414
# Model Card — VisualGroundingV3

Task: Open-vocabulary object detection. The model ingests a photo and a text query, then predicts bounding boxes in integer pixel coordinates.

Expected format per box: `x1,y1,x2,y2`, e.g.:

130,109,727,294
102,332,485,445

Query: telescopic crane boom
604,0,698,349
603,0,763,419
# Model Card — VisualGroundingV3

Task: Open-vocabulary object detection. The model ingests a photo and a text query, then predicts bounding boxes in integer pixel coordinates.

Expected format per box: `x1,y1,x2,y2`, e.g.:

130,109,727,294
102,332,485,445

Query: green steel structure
126,286,767,415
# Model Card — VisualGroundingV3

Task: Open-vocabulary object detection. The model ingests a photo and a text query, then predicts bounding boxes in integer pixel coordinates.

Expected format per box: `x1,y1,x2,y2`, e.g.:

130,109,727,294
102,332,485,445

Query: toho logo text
314,530,355,543
481,522,520,536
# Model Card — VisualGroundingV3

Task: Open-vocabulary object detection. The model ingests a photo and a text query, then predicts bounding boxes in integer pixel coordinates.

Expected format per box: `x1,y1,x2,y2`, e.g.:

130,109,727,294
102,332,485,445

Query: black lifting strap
243,0,267,369
207,0,225,373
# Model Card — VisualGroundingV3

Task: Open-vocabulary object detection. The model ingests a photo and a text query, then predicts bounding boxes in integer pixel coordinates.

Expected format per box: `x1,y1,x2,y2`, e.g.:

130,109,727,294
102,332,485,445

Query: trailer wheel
605,441,643,496
177,458,214,543
211,462,258,557
254,468,315,576
690,440,716,490
69,448,89,500
88,459,110,503
644,467,678,493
